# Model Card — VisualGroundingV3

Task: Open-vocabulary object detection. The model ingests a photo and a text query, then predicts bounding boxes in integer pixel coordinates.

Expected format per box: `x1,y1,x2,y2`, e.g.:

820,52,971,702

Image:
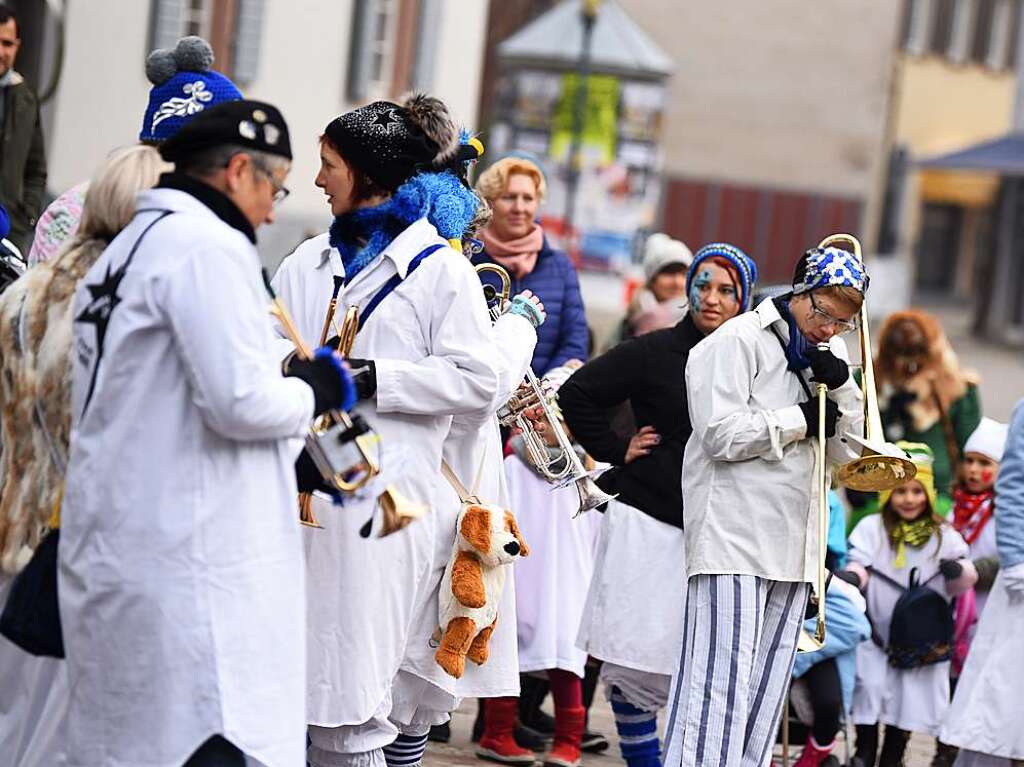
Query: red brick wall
662,177,863,283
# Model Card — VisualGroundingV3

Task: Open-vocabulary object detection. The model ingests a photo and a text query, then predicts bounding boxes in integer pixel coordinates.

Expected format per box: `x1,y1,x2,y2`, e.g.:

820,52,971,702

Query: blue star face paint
689,268,712,313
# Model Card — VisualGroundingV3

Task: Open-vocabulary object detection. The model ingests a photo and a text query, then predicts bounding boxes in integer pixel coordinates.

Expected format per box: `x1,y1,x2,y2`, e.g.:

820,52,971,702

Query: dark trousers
803,657,843,744
184,736,246,767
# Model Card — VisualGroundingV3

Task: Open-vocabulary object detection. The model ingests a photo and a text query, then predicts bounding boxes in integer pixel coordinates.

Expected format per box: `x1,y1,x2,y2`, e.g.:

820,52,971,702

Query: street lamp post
562,0,600,250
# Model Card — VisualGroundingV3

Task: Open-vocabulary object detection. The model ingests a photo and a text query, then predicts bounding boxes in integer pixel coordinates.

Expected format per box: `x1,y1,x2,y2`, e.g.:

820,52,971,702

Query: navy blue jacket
472,238,589,375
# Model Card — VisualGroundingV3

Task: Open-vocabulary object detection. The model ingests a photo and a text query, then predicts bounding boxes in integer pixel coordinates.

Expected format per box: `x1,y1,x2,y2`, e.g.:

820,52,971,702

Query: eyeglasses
809,292,858,334
255,166,290,206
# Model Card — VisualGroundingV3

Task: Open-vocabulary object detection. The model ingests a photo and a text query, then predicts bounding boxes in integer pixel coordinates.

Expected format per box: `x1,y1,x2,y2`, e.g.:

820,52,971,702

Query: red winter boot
543,705,586,767
794,736,836,767
476,697,536,764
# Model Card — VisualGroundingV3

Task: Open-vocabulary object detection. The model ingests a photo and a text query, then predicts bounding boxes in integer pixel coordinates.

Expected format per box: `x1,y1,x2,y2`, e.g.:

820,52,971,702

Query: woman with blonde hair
473,156,588,376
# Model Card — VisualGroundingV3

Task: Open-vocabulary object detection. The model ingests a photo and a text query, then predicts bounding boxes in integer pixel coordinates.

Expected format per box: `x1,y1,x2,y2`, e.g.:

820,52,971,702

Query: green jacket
0,72,47,253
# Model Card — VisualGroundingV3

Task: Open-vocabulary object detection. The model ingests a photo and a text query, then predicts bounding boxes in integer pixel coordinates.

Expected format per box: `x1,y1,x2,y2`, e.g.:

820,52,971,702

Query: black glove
834,569,863,589
285,355,348,416
805,345,849,390
345,358,377,401
295,448,329,494
939,559,964,581
799,396,840,439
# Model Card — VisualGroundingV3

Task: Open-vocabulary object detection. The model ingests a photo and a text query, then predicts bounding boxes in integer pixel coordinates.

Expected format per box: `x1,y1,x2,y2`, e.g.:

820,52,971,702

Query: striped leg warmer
610,686,661,767
382,733,429,767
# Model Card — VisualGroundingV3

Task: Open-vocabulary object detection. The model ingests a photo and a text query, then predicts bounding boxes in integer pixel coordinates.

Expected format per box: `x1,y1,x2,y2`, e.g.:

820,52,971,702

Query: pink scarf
480,224,544,279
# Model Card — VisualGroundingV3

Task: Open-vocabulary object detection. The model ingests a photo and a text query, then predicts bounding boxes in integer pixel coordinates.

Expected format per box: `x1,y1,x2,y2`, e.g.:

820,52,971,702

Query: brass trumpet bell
377,485,427,537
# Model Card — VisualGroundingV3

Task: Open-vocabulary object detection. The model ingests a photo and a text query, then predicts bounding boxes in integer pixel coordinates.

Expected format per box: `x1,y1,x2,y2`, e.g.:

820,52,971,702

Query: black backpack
867,566,953,670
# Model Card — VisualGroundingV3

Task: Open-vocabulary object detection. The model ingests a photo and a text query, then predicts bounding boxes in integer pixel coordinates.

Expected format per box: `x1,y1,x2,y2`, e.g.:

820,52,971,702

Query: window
1006,0,1022,68
948,0,974,62
903,0,935,55
971,0,997,63
149,0,264,84
365,0,398,97
931,0,957,54
987,0,1013,68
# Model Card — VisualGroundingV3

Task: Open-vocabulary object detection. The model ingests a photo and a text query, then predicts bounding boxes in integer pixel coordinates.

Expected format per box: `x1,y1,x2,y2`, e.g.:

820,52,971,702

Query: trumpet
476,264,616,516
265,273,380,528
796,234,918,654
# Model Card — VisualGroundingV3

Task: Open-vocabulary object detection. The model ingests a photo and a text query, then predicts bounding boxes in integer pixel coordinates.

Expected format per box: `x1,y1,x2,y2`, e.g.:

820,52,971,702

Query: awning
497,0,674,80
918,132,1024,175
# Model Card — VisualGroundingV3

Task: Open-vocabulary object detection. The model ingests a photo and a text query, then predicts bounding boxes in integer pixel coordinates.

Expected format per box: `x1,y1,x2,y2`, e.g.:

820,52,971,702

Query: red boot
543,705,585,767
476,697,536,765
794,736,836,767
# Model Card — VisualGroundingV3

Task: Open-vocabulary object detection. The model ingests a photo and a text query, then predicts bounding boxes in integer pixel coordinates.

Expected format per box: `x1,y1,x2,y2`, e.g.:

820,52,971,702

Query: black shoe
428,722,450,744
580,729,609,754
514,724,550,753
821,757,841,767
523,709,555,736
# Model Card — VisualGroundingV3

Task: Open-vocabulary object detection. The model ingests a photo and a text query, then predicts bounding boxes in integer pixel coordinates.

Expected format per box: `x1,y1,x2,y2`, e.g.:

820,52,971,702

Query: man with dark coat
0,5,46,255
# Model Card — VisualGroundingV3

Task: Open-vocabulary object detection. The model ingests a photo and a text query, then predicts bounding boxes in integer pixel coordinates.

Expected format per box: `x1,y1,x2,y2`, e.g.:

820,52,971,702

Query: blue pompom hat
140,36,242,144
686,242,758,312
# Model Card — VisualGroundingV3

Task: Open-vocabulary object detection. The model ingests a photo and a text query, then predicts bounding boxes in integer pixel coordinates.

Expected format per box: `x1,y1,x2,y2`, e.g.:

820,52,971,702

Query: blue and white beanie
140,36,243,144
686,242,758,312
792,246,869,296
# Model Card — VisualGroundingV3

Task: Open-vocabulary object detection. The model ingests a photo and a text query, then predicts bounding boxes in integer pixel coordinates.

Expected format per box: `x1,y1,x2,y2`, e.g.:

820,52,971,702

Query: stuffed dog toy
435,502,529,678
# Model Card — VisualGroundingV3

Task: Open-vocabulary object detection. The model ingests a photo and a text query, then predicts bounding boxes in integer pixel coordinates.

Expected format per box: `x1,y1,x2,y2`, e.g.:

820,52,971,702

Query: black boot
931,740,958,767
850,723,879,767
580,660,609,754
518,674,554,736
878,726,910,767
428,722,450,744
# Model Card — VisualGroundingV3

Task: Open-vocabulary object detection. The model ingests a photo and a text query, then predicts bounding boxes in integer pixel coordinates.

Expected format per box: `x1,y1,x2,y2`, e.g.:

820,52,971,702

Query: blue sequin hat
686,242,758,312
140,36,243,144
792,246,870,296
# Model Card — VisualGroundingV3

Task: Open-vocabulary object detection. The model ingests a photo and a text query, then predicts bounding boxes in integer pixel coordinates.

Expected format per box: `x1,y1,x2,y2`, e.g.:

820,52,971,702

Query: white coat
60,188,315,767
508,453,602,677
682,298,864,583
393,307,532,712
847,514,969,735
940,572,1024,759
272,219,500,730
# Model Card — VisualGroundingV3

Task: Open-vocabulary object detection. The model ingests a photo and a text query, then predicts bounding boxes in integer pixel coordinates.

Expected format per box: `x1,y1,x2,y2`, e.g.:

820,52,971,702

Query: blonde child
846,443,977,767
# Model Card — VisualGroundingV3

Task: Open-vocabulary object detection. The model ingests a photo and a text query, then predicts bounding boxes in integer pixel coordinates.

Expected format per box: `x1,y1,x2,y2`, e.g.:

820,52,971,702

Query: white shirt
682,298,864,583
61,187,314,767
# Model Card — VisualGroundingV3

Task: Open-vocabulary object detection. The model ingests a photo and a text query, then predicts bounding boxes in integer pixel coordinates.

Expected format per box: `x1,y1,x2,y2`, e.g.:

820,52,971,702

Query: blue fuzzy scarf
774,297,812,372
329,171,479,284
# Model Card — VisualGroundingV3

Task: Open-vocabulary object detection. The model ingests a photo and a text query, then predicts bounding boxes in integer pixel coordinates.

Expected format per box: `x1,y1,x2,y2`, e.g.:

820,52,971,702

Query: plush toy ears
504,511,529,557
461,505,491,554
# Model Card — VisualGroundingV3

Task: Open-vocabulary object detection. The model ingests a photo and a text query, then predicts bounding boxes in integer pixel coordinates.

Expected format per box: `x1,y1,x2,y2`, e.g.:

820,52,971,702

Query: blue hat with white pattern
792,246,870,296
686,242,758,312
140,36,242,144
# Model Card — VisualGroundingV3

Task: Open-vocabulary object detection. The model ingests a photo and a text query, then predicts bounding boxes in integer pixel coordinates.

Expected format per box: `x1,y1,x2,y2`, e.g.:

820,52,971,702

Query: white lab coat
682,298,864,583
272,219,500,730
60,188,314,767
847,515,969,735
509,454,602,677
400,310,535,709
940,572,1024,760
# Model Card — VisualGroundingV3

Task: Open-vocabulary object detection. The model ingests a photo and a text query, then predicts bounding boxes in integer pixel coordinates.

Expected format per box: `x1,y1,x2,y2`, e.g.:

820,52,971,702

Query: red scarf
952,487,994,545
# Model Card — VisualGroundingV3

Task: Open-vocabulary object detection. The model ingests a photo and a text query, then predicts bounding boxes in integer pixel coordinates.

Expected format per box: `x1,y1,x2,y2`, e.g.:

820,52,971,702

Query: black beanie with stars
324,93,460,193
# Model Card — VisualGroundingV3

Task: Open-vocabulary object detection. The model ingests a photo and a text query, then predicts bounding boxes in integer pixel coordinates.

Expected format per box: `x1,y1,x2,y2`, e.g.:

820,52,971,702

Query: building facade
12,0,489,265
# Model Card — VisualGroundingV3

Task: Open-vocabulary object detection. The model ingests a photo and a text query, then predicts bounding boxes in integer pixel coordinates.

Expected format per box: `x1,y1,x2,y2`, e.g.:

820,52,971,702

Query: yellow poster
550,73,619,165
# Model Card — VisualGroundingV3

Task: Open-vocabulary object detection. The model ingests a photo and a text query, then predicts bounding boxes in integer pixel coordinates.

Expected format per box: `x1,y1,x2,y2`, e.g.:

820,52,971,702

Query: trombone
476,264,616,516
797,234,917,654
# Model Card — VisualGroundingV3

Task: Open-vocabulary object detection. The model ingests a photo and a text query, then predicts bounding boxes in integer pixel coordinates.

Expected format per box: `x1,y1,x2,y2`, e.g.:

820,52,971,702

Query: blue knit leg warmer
610,686,662,767
382,733,429,767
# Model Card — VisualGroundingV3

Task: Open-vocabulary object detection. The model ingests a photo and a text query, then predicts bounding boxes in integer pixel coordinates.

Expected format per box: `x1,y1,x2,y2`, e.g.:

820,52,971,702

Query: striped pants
663,575,809,767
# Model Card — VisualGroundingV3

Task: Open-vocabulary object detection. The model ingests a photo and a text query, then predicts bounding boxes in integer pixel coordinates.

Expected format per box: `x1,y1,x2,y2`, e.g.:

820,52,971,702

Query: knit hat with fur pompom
323,92,461,192
140,36,242,144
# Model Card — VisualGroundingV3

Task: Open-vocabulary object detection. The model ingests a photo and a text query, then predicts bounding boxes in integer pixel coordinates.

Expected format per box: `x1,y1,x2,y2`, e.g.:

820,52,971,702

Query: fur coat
0,236,105,572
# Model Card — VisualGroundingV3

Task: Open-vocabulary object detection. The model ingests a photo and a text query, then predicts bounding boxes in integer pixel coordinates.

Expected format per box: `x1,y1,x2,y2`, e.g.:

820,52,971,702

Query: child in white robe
846,443,977,767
